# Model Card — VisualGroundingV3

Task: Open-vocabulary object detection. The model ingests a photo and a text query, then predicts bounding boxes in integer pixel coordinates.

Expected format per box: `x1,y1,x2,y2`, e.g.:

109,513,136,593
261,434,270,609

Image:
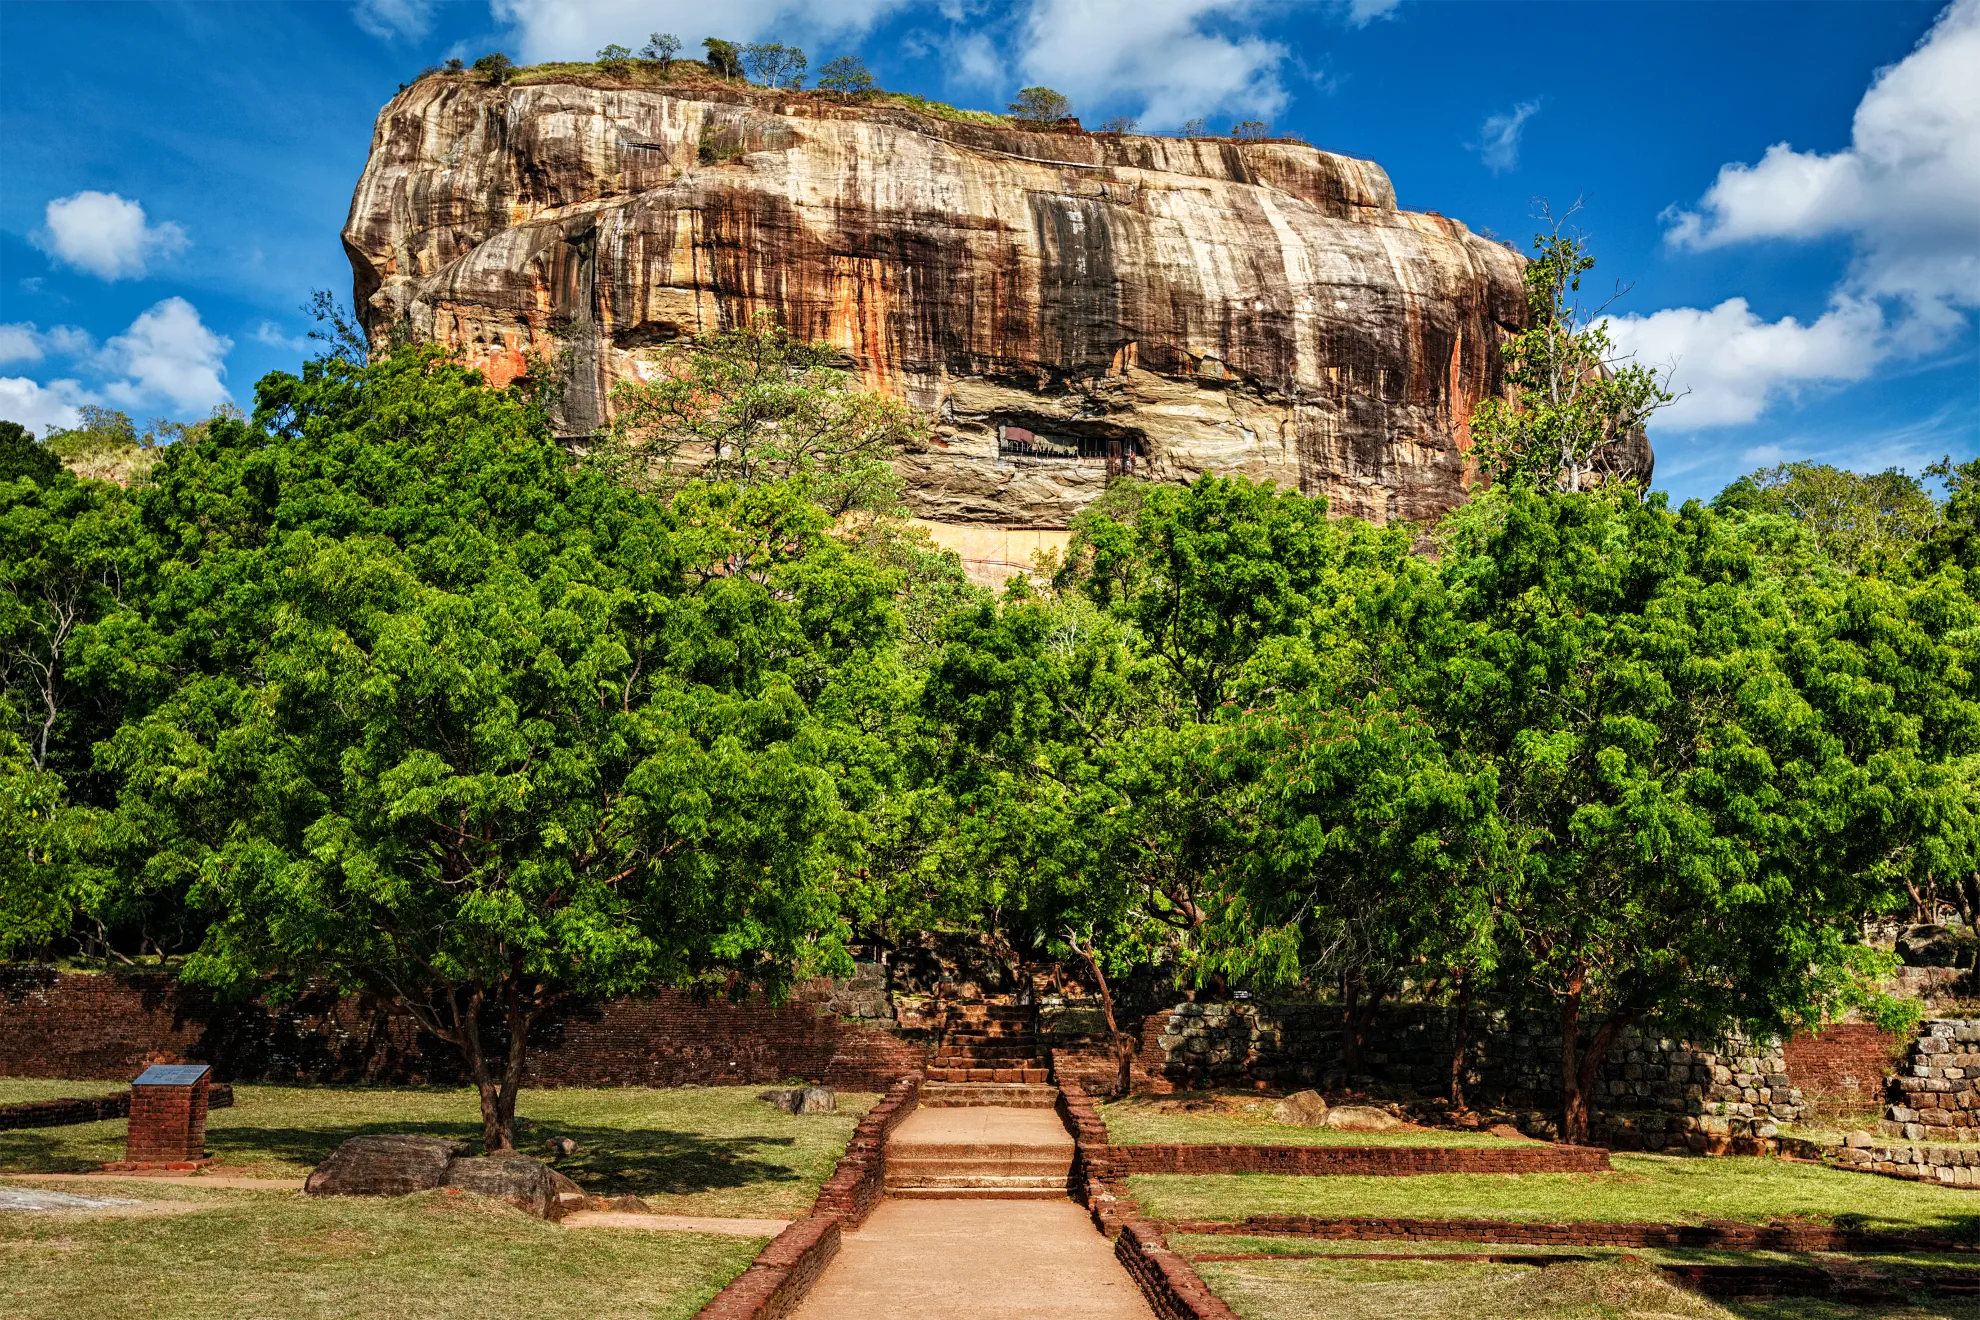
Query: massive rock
344,74,1650,535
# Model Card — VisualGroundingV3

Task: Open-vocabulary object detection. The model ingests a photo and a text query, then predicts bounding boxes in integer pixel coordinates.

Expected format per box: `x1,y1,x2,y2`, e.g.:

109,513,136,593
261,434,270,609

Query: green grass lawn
1189,1251,1980,1320
0,1078,120,1105
1131,1154,1980,1236
0,1082,875,1217
1100,1094,1532,1149
0,1186,761,1320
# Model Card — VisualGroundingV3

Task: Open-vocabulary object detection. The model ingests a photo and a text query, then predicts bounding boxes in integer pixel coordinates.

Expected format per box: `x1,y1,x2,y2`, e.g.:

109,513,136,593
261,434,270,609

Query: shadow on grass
198,1118,806,1198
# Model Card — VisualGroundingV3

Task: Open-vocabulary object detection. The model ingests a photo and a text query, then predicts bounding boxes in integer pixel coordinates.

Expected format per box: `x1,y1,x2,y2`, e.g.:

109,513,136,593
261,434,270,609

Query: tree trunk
1340,973,1387,1082
1448,976,1471,1111
1559,972,1586,1145
1076,941,1134,1099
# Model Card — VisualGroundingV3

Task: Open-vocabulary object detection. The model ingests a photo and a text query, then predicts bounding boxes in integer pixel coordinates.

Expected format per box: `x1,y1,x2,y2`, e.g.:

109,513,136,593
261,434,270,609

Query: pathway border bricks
1108,1142,1611,1176
693,1073,920,1320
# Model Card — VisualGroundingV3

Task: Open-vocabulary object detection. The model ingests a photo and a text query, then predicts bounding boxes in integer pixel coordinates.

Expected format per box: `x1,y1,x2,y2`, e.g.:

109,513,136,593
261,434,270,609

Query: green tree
0,420,60,486
703,38,742,80
596,43,633,74
817,54,875,96
1008,87,1072,124
1410,487,1964,1142
600,317,923,514
103,347,898,1150
1712,461,1938,574
1922,455,1980,574
1469,214,1671,493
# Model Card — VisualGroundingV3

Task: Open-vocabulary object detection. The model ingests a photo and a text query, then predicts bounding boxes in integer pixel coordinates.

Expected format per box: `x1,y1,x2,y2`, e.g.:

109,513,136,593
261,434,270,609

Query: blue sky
1,0,1974,503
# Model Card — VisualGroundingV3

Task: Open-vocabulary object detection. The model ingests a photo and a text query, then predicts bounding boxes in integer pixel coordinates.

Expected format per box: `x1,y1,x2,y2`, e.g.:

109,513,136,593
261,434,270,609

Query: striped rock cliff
343,74,1651,541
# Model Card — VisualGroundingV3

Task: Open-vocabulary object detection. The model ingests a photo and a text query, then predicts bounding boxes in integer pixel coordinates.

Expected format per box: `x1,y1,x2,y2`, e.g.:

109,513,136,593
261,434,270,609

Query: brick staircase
920,997,1057,1109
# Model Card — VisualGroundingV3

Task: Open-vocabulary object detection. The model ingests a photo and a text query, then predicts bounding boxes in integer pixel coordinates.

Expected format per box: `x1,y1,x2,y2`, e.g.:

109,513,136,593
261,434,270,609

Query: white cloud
487,0,910,62
95,299,233,413
948,30,1003,91
1017,0,1291,130
1740,444,1789,466
1473,100,1538,174
253,321,310,355
1342,0,1402,24
1607,296,1888,431
1663,0,1980,325
353,0,437,40
0,378,90,436
0,325,44,366
33,191,189,282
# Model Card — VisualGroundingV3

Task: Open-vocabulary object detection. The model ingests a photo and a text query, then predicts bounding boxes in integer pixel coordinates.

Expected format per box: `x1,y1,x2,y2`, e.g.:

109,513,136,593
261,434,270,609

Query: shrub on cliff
1008,86,1072,124
599,317,924,516
472,52,514,84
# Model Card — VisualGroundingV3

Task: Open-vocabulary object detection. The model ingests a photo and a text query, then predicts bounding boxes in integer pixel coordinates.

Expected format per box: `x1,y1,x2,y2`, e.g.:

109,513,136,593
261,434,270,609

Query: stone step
929,1048,1042,1063
886,1171,1068,1189
925,1066,1051,1084
887,1185,1071,1200
886,1156,1073,1179
919,1082,1059,1108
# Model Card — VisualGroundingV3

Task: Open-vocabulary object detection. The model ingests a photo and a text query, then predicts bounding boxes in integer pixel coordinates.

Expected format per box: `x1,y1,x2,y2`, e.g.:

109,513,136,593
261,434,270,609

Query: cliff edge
344,74,1648,529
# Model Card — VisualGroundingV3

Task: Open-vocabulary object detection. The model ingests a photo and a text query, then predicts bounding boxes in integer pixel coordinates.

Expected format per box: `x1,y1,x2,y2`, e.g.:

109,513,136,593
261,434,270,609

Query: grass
1100,1094,1531,1149
0,1082,875,1217
1189,1251,1980,1320
1130,1154,1980,1237
0,1187,761,1320
0,1078,116,1105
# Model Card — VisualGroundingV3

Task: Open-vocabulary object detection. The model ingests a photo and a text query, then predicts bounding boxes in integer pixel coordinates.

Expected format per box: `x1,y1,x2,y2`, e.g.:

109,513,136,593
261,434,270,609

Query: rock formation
344,73,1650,535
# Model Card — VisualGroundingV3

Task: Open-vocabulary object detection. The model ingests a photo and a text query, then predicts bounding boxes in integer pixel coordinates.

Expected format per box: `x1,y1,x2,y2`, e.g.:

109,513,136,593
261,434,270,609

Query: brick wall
0,1084,233,1131
0,966,921,1091
1785,1023,1900,1117
1109,1143,1611,1176
124,1078,208,1164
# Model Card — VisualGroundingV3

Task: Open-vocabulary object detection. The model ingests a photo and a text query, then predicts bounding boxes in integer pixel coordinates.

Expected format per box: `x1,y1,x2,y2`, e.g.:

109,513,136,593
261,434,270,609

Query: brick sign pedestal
106,1063,214,1171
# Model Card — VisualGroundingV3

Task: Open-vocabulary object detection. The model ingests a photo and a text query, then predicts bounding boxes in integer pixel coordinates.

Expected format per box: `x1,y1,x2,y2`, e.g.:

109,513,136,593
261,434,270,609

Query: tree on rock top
1008,87,1072,124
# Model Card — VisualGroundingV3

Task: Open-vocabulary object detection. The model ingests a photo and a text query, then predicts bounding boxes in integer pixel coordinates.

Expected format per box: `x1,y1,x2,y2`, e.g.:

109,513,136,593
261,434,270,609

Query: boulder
443,1153,562,1219
544,1136,579,1157
1897,924,1955,966
1846,1130,1876,1149
1271,1090,1330,1127
758,1086,837,1114
305,1134,469,1198
1321,1105,1402,1133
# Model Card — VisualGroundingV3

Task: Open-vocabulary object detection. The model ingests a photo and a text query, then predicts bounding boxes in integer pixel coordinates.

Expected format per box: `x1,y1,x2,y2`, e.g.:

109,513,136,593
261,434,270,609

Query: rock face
344,75,1650,529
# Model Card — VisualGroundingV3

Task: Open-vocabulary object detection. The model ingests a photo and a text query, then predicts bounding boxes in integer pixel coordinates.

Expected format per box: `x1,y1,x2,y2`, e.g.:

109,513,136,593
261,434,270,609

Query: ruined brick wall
0,964,920,1089
1786,1023,1901,1117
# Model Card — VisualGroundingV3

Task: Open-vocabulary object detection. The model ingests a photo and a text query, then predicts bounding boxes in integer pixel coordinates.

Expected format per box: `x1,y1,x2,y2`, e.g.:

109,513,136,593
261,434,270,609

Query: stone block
443,1153,560,1218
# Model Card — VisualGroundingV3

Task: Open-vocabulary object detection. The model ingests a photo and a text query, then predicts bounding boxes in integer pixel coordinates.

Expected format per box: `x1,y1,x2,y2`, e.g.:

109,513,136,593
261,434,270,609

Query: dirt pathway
791,1191,1155,1319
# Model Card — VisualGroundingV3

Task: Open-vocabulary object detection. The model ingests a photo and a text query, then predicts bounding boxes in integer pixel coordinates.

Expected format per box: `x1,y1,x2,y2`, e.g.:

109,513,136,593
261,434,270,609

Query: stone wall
1115,1001,1807,1149
1884,1019,1980,1141
0,964,924,1091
